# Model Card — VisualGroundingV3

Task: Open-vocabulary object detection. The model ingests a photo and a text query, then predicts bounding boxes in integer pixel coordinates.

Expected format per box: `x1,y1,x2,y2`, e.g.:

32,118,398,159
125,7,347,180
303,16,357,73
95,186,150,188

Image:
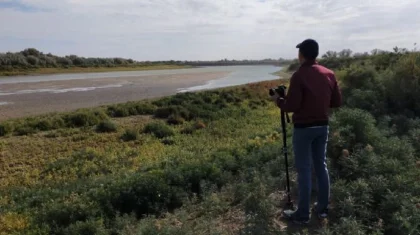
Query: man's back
279,60,342,127
293,61,341,125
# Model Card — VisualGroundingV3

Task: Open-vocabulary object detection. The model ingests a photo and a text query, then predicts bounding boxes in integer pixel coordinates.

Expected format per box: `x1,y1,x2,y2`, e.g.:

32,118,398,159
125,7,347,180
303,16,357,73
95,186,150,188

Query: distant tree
114,58,125,65
26,55,39,66
338,49,353,58
322,51,338,58
57,57,73,66
22,48,40,57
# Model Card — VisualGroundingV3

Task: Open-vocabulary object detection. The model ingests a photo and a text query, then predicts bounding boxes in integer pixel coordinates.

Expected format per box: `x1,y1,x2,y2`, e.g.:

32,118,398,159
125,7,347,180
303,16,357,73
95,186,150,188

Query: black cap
296,39,319,60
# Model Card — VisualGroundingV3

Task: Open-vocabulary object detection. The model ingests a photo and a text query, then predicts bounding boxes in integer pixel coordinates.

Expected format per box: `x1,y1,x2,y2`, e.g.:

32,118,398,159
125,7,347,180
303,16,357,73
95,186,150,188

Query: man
271,39,342,224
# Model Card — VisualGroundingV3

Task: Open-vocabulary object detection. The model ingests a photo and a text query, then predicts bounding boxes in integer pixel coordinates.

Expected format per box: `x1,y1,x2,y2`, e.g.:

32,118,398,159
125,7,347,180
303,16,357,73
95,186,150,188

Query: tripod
280,108,294,209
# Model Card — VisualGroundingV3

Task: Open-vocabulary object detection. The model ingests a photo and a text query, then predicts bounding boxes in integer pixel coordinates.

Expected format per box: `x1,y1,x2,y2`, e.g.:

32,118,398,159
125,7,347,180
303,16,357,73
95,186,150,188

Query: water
177,65,281,92
0,65,282,86
0,84,125,96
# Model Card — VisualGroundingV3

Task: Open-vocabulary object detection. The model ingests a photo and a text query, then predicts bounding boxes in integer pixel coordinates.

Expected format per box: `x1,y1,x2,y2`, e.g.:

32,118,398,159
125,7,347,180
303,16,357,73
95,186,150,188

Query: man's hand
270,93,280,102
270,93,284,108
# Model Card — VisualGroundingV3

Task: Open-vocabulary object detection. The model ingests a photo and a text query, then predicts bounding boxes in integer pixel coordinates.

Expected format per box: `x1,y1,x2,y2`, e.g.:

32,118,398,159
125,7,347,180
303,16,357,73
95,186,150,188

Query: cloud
0,0,48,12
0,0,419,60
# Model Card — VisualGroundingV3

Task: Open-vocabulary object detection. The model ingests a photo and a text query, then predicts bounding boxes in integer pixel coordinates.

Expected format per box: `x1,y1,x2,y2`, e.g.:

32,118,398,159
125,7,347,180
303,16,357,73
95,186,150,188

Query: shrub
194,121,206,129
0,122,13,136
34,193,102,232
154,106,190,120
134,103,156,115
107,106,130,117
167,115,185,125
345,89,386,116
143,122,175,139
319,217,368,235
329,108,381,154
340,63,379,90
92,172,184,219
121,129,139,141
387,202,420,235
65,110,108,128
96,120,118,133
384,53,420,115
180,126,195,135
33,119,53,131
60,219,109,235
15,126,36,136
180,121,206,135
161,138,176,145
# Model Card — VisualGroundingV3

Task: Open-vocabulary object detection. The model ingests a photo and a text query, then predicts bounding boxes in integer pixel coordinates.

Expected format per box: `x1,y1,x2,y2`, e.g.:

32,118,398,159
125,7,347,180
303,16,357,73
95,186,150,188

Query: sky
0,0,419,61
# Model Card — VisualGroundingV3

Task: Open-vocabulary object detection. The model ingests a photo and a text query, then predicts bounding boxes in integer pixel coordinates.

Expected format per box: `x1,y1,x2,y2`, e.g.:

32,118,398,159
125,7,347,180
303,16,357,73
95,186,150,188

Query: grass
0,64,192,77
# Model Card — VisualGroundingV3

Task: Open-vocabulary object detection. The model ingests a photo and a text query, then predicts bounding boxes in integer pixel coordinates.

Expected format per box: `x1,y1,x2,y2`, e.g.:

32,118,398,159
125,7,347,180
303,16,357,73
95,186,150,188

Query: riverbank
0,64,193,77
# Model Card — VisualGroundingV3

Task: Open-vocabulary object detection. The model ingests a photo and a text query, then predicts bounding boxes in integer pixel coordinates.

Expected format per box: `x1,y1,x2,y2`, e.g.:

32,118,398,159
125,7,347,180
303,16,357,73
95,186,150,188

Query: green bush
15,126,36,136
33,119,53,131
96,120,118,133
387,202,420,235
340,64,379,90
319,217,368,235
35,195,102,233
154,106,190,120
143,122,175,139
0,122,13,136
60,219,109,235
133,102,157,115
92,172,184,219
345,89,386,116
383,53,420,115
167,114,185,125
65,110,108,128
120,129,139,141
107,106,130,117
329,108,381,153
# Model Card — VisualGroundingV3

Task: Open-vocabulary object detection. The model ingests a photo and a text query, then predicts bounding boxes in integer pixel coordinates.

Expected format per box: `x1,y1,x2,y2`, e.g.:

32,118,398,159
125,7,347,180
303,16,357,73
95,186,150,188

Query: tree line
287,46,416,72
0,48,291,72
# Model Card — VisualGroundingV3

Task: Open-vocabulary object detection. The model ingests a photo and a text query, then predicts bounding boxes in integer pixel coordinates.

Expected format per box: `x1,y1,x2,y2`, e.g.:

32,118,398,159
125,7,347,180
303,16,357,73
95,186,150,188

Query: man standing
272,39,342,224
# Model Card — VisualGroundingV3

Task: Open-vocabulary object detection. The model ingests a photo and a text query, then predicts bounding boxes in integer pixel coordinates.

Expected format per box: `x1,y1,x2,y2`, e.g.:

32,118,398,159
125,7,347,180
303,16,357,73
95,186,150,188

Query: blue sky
0,0,419,61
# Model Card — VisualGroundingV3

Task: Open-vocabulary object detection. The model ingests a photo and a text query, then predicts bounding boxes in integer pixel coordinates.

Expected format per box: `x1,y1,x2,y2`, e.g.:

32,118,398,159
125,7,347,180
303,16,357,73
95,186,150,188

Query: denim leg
292,128,312,219
311,126,330,213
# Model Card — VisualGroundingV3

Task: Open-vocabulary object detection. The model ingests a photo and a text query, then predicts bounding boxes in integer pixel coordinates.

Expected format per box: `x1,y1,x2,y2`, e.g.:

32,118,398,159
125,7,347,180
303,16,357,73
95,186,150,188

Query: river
0,65,283,120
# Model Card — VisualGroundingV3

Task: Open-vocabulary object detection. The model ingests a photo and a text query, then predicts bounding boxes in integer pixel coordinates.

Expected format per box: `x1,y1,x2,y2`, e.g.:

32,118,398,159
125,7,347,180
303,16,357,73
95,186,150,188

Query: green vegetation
0,47,419,235
95,120,118,133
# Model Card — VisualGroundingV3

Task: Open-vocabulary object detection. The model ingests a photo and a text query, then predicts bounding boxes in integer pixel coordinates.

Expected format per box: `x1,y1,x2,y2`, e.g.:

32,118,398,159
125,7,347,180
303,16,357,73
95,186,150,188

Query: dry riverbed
0,71,230,121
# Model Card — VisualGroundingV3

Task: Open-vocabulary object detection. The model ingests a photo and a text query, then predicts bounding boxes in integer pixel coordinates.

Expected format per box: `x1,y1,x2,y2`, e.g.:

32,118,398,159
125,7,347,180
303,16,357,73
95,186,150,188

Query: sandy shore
0,71,230,121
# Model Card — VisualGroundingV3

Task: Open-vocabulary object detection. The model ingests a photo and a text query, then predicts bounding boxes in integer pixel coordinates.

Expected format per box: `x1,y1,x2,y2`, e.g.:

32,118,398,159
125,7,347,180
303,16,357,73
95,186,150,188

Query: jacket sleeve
278,72,302,112
330,74,342,108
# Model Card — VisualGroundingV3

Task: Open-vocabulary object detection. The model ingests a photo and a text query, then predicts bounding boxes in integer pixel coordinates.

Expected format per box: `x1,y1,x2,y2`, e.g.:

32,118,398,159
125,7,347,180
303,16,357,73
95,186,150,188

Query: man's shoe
282,209,310,225
312,202,328,219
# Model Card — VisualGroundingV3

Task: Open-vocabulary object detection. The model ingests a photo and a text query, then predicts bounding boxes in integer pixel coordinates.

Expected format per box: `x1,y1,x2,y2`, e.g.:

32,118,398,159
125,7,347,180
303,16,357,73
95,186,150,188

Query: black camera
269,85,287,98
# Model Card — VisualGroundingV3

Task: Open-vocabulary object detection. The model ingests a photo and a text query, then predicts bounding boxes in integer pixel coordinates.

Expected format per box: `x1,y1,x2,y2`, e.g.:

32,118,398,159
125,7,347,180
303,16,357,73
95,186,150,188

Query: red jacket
277,60,342,128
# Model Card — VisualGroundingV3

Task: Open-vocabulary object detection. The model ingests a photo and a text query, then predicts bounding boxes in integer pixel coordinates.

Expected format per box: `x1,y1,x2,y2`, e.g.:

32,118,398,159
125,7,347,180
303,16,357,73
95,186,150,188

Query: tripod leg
281,110,293,208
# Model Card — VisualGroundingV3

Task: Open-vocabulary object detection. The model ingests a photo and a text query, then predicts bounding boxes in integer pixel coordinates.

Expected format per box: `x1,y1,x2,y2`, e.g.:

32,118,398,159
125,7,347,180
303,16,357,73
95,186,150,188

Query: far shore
0,64,287,78
0,64,194,77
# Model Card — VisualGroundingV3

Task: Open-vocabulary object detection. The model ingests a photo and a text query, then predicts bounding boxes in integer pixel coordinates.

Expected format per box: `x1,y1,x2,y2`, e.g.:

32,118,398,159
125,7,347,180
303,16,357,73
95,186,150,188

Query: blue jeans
292,125,330,219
